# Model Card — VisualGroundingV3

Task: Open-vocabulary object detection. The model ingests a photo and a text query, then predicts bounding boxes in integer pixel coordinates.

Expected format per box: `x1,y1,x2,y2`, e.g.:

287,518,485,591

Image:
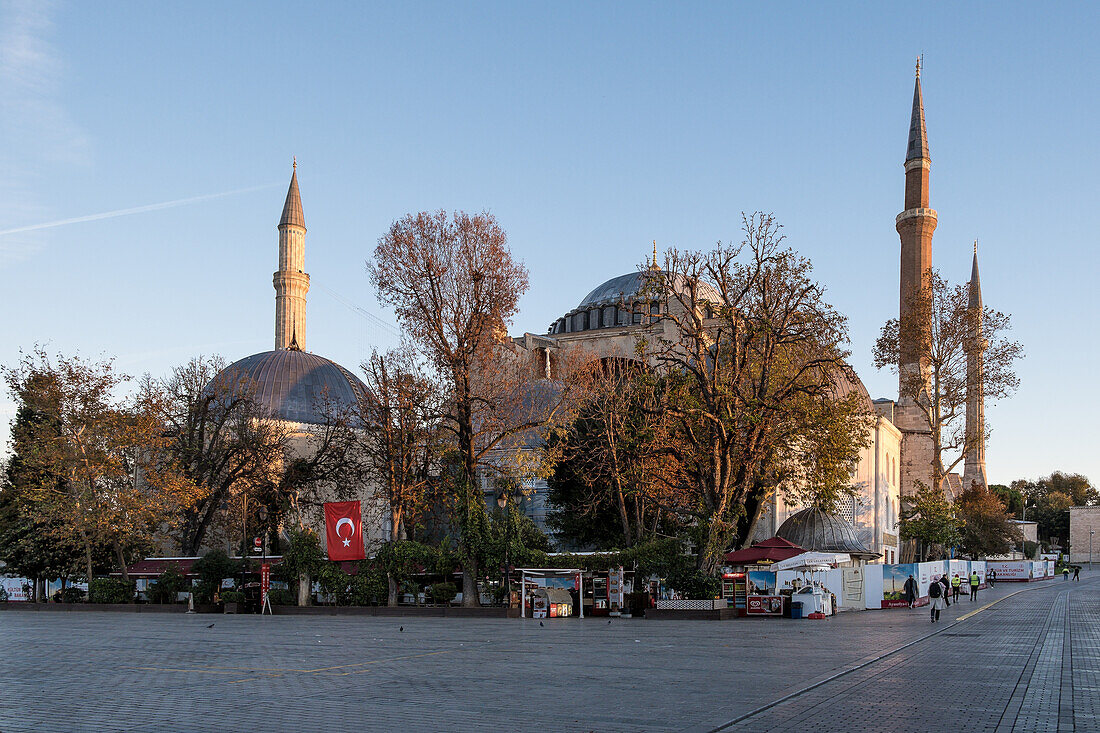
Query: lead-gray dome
212,350,367,425
776,507,877,557
577,270,721,309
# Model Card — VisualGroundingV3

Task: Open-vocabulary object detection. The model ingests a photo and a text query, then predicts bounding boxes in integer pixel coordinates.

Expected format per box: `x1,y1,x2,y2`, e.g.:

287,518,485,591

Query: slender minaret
895,59,937,497
963,242,989,488
274,160,309,350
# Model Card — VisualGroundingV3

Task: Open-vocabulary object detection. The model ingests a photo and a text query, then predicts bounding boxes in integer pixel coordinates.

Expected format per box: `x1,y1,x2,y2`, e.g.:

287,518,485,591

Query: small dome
830,365,874,412
212,350,367,425
776,507,876,556
577,270,722,309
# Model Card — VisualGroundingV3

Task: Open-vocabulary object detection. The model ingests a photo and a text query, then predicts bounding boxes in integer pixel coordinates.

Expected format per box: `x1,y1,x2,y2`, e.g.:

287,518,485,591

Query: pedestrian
988,570,996,587
928,578,945,622
969,570,980,601
1073,566,1080,582
903,574,918,609
1063,566,1070,581
939,575,951,607
951,573,961,603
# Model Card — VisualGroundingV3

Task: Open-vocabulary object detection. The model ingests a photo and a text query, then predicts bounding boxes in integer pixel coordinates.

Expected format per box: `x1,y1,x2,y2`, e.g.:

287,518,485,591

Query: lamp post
1090,530,1094,572
496,491,511,608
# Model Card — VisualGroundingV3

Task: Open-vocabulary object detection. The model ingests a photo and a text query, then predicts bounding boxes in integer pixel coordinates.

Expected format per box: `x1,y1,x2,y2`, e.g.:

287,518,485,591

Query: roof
576,270,722,309
534,587,574,604
119,556,285,578
776,507,877,558
279,163,305,229
724,536,806,564
969,247,983,310
211,349,367,425
907,62,929,162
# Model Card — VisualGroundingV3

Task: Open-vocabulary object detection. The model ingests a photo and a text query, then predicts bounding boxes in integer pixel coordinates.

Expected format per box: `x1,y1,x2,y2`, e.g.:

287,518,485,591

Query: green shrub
60,586,86,603
220,590,245,604
268,588,294,606
147,565,188,604
89,578,135,604
430,582,457,605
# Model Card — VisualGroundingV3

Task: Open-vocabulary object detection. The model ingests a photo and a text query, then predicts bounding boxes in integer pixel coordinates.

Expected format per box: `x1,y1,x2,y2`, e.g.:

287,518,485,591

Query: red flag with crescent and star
324,501,366,561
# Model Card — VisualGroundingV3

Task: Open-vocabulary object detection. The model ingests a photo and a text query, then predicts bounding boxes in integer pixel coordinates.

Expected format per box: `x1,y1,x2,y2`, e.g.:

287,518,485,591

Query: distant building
1068,507,1100,564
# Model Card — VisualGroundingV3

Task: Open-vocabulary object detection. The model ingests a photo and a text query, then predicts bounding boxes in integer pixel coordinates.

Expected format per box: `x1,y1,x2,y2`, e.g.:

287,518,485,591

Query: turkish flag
324,501,366,561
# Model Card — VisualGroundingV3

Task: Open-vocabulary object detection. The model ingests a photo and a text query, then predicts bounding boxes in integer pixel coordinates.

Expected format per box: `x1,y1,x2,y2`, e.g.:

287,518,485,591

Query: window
839,495,857,524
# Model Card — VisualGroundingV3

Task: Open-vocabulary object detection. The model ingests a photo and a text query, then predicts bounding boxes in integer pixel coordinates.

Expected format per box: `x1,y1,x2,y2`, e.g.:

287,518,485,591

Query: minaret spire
274,160,309,350
963,242,989,488
895,61,939,499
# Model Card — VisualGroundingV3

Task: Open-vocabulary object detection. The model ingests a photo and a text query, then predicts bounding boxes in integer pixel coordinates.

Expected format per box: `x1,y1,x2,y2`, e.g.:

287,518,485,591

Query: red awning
117,556,284,578
724,537,805,564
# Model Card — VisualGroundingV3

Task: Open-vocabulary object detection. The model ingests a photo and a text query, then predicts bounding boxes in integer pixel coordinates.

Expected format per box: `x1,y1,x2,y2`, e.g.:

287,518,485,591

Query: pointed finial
293,156,297,170
973,239,978,256
653,240,658,261
916,56,921,78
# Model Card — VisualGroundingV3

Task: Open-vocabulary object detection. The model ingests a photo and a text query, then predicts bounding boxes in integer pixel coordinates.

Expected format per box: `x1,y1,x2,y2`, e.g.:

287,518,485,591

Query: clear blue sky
1,1,1097,486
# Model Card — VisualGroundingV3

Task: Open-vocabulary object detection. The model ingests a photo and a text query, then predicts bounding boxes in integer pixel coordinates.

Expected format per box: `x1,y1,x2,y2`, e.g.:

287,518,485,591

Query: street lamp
1090,529,1094,572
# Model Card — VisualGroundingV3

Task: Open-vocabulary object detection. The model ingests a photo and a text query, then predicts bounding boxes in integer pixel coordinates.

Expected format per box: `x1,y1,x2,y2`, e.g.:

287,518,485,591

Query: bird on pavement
539,621,544,627
399,626,404,632
206,623,215,628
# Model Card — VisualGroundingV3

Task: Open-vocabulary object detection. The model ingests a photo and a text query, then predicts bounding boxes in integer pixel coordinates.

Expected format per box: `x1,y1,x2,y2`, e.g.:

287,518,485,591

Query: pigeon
539,621,544,627
608,620,612,625
399,626,404,632
206,623,215,628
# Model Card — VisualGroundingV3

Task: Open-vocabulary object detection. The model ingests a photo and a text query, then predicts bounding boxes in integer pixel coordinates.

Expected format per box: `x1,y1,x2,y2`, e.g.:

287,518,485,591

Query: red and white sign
1,577,30,602
261,563,271,608
324,501,366,561
746,595,784,615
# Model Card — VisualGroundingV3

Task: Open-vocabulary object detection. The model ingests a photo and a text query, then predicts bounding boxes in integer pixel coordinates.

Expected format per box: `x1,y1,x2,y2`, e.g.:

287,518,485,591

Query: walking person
928,578,945,622
988,569,996,587
939,574,951,607
903,574,918,609
951,573,962,603
1073,566,1080,581
969,570,980,601
1063,566,1070,581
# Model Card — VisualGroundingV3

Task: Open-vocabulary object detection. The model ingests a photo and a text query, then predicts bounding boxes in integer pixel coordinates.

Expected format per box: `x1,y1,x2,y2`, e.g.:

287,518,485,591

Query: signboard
253,536,263,553
261,563,271,609
988,561,1032,581
746,595,783,615
1,577,30,602
608,567,624,608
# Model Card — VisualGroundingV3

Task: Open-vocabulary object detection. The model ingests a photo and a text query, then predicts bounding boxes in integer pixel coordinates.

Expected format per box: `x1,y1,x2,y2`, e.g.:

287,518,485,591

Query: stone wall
1068,506,1100,564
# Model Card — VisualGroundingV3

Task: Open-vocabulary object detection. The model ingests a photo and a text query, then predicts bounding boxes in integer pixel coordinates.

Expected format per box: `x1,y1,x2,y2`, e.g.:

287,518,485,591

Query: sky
1,1,1097,487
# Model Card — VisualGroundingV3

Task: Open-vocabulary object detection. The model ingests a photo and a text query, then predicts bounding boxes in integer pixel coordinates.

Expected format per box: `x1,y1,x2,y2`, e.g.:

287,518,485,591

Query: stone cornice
896,207,938,225
904,158,930,172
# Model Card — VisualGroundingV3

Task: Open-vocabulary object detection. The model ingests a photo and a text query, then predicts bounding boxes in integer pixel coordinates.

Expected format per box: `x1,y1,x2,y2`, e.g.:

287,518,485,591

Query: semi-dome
212,350,367,426
776,507,877,557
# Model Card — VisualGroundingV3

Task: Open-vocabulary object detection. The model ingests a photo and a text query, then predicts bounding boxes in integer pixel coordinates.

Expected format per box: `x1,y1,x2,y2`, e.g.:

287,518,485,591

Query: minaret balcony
895,208,938,225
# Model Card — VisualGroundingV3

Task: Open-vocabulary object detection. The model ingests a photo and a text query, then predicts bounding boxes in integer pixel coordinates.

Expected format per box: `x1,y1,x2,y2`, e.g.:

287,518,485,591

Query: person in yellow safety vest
951,573,962,603
969,571,981,602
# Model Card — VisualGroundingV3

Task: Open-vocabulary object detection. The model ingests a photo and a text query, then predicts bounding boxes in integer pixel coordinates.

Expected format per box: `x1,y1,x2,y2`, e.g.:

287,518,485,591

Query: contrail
0,182,282,237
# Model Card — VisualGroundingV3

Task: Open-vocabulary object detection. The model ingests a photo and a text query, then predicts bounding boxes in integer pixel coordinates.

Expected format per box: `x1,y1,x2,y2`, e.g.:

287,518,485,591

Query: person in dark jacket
903,574,918,608
1073,566,1080,581
939,575,951,607
928,579,945,622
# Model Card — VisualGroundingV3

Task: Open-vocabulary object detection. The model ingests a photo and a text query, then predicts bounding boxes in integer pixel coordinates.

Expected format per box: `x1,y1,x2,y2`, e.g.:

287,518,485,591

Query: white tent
771,552,850,572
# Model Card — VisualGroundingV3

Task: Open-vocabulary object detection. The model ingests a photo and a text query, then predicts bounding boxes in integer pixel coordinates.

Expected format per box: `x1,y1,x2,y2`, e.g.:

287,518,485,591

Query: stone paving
0,574,1093,732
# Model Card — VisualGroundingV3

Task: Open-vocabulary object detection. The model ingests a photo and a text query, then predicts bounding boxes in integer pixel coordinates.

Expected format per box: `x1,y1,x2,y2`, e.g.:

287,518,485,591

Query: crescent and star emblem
335,517,355,548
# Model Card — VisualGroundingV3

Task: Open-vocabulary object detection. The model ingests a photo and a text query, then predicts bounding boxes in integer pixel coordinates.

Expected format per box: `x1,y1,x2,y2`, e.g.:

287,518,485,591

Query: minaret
274,160,309,350
895,59,937,497
963,242,989,488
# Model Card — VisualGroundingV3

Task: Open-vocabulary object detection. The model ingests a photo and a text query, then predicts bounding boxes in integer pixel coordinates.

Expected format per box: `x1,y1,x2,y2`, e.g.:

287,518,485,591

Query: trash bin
791,601,803,620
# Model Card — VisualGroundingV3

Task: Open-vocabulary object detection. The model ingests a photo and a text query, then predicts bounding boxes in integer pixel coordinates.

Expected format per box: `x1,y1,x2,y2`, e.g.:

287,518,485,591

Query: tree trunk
297,571,311,606
461,557,480,607
387,574,399,607
114,542,131,587
84,540,93,590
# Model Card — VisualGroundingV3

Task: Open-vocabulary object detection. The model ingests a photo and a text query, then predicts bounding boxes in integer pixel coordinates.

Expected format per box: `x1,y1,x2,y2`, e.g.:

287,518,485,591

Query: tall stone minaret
895,59,937,498
274,160,309,350
963,243,989,489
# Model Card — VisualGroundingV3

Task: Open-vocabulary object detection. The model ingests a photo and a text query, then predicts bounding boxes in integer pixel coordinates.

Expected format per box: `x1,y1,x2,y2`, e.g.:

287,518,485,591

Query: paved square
0,576,1093,732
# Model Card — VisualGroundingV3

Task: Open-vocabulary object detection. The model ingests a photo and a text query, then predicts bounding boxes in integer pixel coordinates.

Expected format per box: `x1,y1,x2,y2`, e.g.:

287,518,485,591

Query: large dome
212,350,367,425
577,270,722,309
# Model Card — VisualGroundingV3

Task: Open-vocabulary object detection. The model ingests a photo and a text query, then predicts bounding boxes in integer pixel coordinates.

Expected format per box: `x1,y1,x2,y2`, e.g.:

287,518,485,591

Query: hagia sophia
213,63,990,562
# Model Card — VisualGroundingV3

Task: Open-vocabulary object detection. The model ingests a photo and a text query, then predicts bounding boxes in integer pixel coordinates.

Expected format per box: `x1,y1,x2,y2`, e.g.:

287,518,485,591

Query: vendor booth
771,553,849,619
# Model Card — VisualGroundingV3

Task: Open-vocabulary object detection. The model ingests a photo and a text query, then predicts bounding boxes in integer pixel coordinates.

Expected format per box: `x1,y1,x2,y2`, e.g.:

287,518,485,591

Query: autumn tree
1008,471,1096,548
358,346,441,545
873,269,1023,494
639,213,872,571
2,350,193,583
369,210,575,605
898,484,961,560
151,356,288,555
955,482,1022,558
546,356,675,549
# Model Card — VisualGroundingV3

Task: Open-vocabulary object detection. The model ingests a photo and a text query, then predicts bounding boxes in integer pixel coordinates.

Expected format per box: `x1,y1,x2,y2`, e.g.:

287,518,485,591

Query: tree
2,350,194,583
358,346,441,544
639,213,872,571
873,270,1023,494
151,356,288,555
1007,472,1096,549
369,210,575,606
898,484,961,560
546,357,672,549
956,482,1022,558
